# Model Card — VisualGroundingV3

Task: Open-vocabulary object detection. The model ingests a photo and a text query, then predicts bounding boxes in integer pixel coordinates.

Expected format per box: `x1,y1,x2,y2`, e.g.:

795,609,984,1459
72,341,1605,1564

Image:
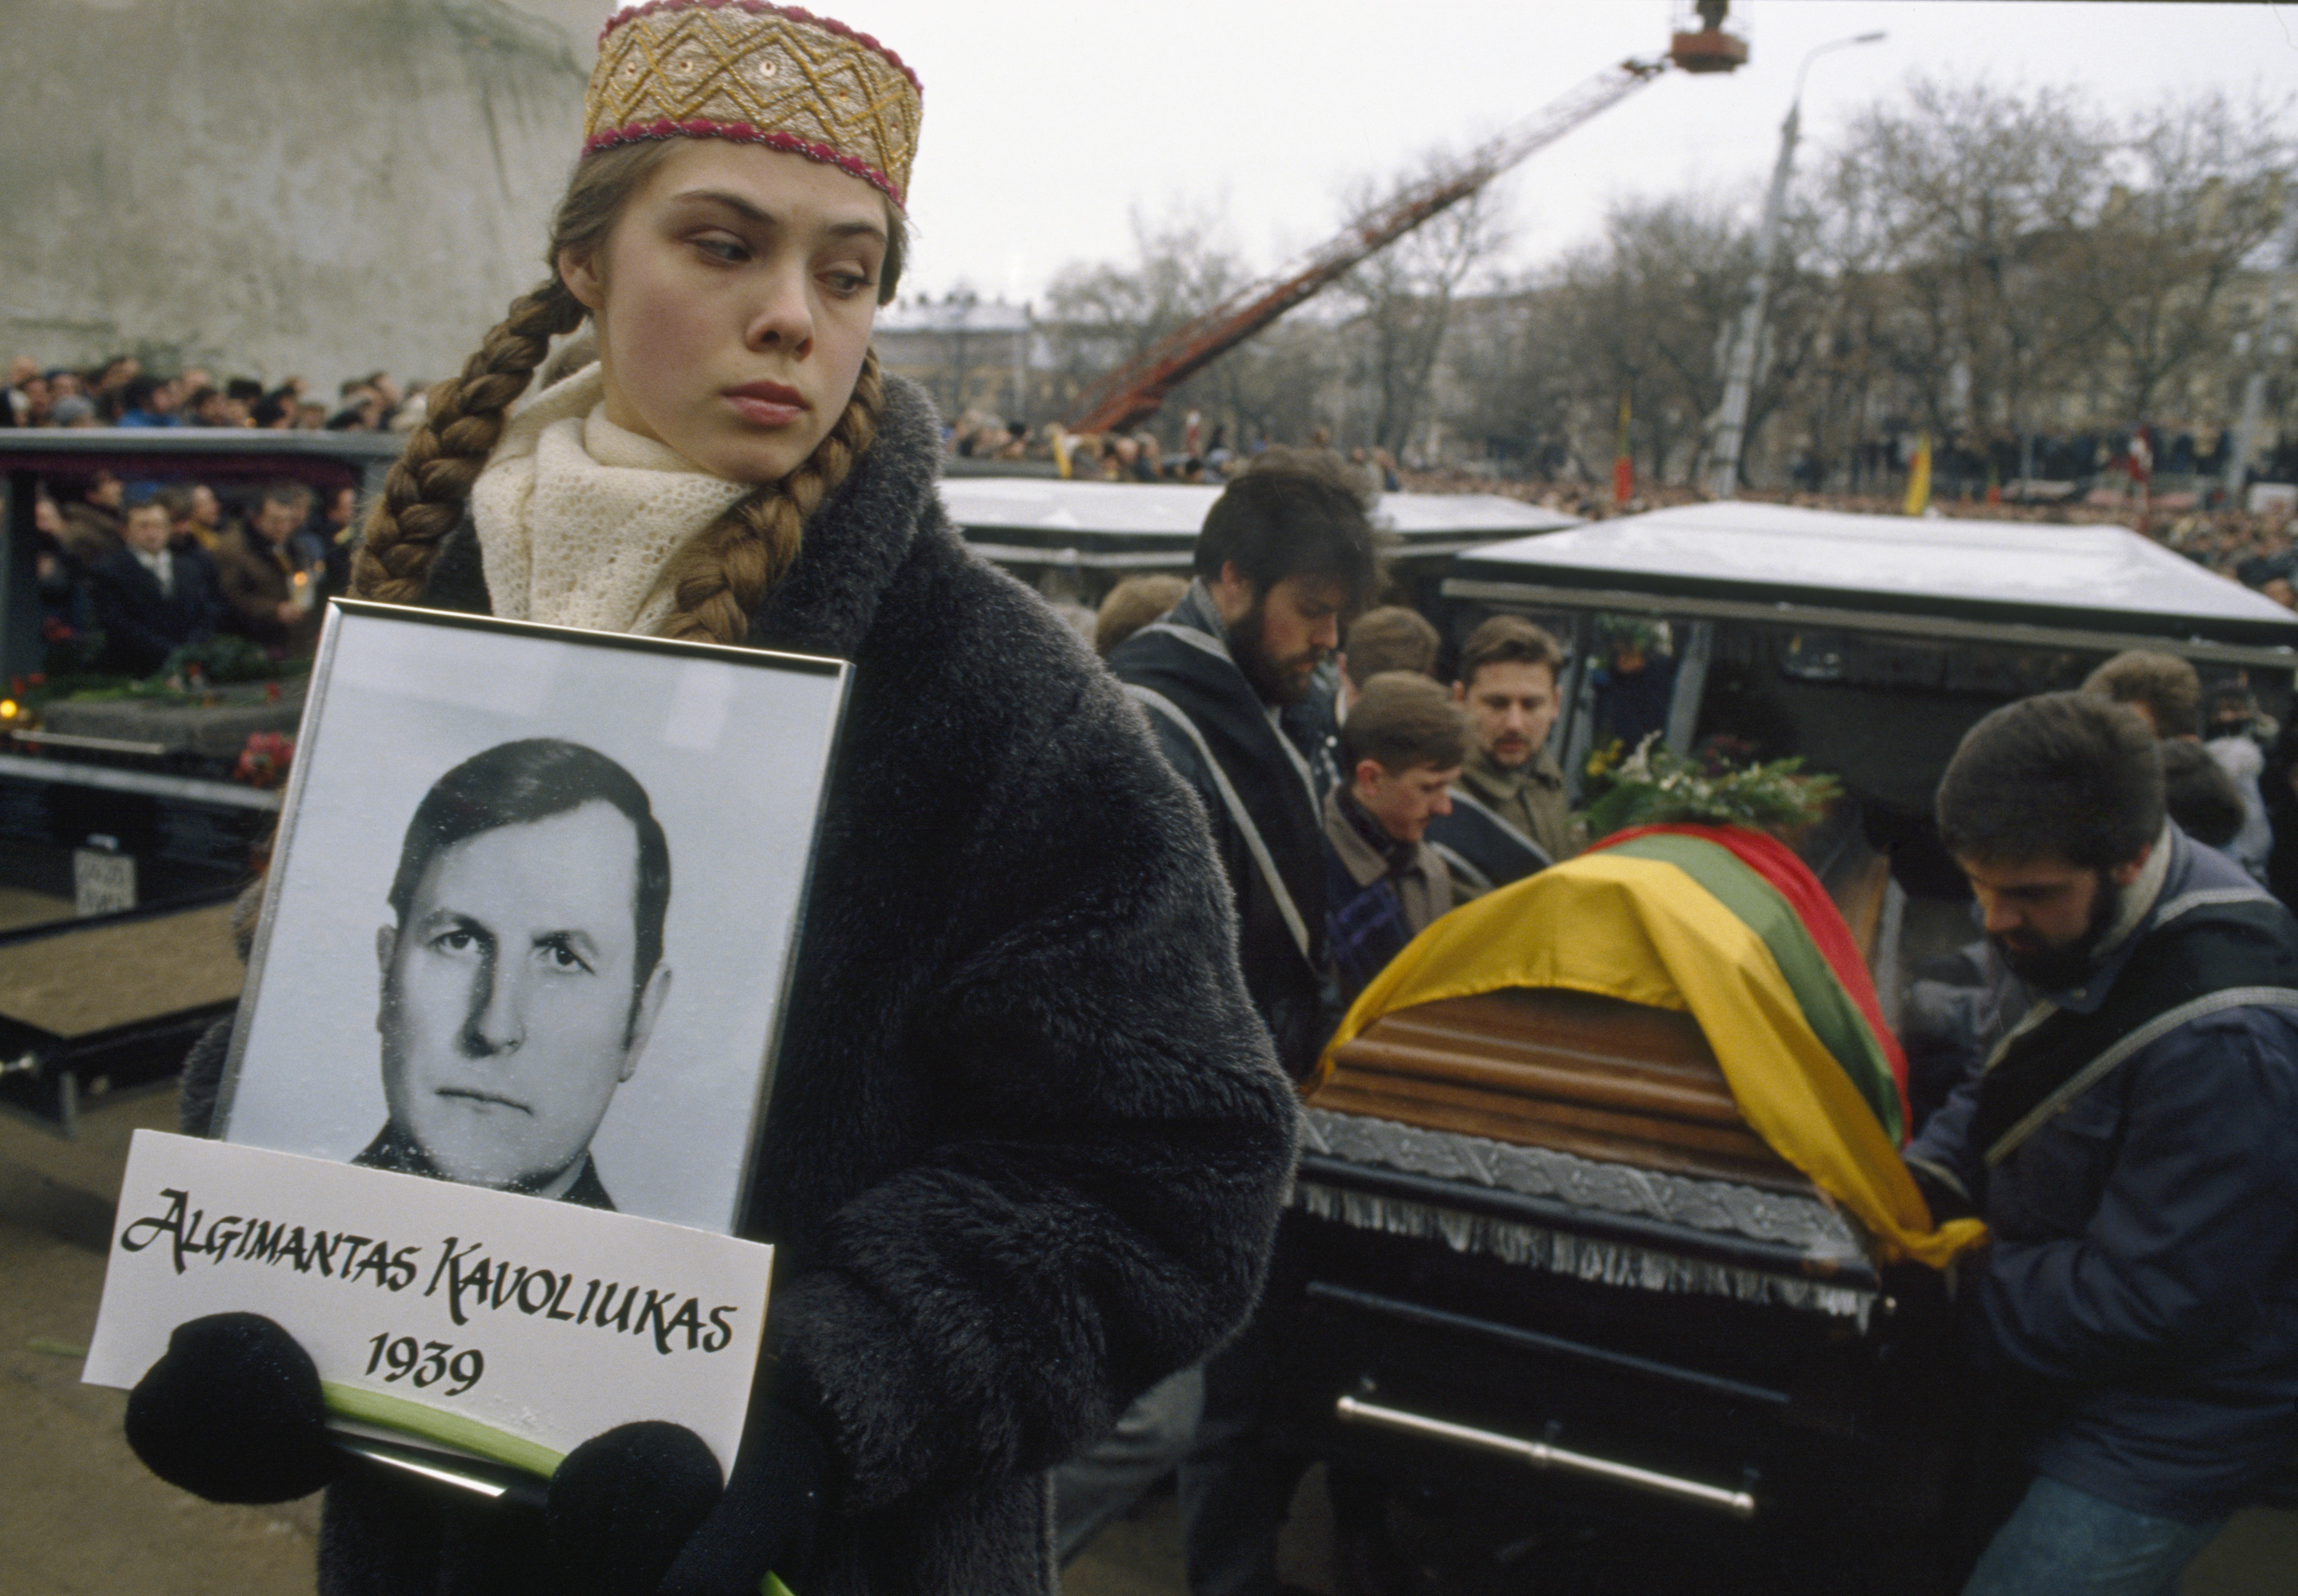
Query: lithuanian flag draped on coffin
1316,822,1987,1271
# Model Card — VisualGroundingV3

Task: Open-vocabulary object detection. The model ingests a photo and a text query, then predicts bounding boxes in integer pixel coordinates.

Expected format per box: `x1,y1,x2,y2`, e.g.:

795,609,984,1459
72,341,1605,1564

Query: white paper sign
85,1131,774,1477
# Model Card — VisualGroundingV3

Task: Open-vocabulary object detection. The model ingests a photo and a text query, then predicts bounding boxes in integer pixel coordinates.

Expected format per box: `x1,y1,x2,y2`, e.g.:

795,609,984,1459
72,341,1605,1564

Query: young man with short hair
2084,648,2272,876
2081,649,2202,739
1324,670,1466,1002
1907,692,2298,1594
1338,605,1439,708
1431,615,1572,891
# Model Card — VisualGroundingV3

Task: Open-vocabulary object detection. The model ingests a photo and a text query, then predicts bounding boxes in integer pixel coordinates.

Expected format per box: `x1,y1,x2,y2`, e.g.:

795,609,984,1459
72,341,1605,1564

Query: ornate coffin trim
1296,1107,1876,1323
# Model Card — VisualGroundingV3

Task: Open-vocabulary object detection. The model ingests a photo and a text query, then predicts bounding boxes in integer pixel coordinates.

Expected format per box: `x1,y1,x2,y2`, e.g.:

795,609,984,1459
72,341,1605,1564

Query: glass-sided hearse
0,428,398,1133
935,473,1579,608
1272,501,2298,1593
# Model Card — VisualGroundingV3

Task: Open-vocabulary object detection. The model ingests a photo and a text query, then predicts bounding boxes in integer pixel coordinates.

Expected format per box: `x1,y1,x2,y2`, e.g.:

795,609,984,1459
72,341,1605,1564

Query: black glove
657,1400,831,1596
544,1401,828,1596
1909,1163,1979,1226
546,1421,726,1596
124,1311,339,1503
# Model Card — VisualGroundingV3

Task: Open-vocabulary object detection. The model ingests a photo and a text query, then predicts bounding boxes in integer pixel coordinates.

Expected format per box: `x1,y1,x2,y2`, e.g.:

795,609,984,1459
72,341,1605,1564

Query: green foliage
158,635,298,685
16,638,307,708
44,626,109,678
1579,734,1840,842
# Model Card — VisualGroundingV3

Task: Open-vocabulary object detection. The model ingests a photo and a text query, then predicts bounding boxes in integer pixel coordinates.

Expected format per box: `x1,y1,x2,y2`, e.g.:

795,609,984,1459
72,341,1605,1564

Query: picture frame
211,599,849,1235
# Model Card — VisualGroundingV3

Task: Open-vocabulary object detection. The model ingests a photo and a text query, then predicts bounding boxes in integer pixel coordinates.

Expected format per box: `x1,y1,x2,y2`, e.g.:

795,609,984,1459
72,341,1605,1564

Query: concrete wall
0,0,589,393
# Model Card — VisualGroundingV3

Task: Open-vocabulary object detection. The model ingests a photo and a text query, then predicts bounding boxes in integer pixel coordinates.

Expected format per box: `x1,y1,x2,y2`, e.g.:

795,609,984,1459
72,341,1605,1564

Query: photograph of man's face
215,608,848,1234
361,740,673,1210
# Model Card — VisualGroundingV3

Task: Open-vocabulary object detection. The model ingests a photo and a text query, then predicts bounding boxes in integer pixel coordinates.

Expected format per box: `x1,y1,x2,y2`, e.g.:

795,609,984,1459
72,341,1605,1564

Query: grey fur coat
184,373,1298,1595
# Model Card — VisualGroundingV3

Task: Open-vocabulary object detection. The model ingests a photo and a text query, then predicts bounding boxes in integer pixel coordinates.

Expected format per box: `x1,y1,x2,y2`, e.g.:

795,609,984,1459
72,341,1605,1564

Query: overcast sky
564,1,2296,305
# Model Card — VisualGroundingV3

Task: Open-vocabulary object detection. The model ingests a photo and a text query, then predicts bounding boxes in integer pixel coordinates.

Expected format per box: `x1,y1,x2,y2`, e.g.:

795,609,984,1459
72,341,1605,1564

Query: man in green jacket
1450,614,1573,864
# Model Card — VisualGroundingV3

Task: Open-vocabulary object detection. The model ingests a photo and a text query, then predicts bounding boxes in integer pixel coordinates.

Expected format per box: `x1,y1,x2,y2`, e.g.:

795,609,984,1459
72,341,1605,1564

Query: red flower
232,731,295,790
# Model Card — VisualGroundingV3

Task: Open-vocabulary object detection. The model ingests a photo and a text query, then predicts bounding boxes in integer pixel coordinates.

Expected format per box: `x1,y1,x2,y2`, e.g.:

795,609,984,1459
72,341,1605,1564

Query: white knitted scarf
470,363,749,637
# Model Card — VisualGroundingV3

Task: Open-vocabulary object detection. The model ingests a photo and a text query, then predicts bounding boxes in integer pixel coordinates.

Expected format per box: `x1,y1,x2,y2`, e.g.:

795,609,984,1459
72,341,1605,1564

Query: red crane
1062,18,1747,438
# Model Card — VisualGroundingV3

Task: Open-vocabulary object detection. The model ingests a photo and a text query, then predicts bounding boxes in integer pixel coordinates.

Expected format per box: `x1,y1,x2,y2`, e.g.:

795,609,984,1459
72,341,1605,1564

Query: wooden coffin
1313,986,1816,1196
1309,801,1892,1198
1272,813,1971,1550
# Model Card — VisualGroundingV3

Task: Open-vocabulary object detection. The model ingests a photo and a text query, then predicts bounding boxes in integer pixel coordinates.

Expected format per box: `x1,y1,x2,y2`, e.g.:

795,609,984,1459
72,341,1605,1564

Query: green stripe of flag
1605,832,1904,1142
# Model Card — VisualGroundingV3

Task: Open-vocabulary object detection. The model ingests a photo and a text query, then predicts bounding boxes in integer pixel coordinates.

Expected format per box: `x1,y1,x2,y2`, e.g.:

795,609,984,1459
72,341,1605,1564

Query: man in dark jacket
212,480,322,654
1102,455,1381,1596
1106,453,1382,1082
57,470,127,567
88,499,223,675
1906,692,2298,1594
352,740,676,1215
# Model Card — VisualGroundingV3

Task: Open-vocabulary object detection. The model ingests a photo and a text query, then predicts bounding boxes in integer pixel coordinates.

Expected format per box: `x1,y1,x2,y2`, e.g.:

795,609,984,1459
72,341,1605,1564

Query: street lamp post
1707,30,1884,500
2224,206,2298,508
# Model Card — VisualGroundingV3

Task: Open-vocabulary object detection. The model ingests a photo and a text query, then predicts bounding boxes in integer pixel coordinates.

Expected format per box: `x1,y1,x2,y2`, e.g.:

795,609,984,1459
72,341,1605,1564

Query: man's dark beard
1227,600,1320,707
1989,868,2122,991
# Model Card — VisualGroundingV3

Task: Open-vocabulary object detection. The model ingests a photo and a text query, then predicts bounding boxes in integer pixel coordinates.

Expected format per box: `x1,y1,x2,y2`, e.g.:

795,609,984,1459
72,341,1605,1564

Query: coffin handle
1333,1393,1759,1519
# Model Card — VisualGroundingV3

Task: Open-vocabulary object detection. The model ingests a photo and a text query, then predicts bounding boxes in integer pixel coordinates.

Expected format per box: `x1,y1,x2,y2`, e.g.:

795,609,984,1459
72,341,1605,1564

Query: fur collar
745,371,945,661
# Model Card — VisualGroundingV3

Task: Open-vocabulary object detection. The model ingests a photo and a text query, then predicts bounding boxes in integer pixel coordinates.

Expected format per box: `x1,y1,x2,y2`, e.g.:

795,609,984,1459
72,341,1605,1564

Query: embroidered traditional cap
586,1,922,209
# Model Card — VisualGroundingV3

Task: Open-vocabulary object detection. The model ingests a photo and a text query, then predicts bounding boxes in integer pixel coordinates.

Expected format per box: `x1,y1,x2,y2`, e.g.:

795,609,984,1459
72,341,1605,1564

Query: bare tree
1178,316,1333,451
2057,92,2294,421
1045,200,1249,422
1826,78,2108,448
1333,156,1511,457
1543,196,1753,484
1441,281,1587,479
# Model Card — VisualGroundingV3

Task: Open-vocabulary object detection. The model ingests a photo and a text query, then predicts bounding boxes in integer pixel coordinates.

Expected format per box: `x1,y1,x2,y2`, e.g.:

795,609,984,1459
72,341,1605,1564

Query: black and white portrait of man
218,605,848,1234
355,739,672,1210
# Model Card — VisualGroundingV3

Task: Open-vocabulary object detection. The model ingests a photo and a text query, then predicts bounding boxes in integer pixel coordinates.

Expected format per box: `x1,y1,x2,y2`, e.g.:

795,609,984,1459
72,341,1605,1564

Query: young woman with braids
121,9,1296,1596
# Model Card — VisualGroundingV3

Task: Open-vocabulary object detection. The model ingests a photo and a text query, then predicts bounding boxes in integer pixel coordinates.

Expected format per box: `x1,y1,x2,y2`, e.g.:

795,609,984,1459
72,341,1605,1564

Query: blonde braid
660,349,885,646
350,278,588,604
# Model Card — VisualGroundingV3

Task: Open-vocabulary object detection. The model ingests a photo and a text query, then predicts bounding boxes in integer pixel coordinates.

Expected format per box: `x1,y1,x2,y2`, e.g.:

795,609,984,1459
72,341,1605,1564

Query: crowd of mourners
1069,459,2298,1595
1,354,411,434
945,404,1408,495
11,347,2298,675
0,352,401,681
13,345,2295,1594
29,469,353,679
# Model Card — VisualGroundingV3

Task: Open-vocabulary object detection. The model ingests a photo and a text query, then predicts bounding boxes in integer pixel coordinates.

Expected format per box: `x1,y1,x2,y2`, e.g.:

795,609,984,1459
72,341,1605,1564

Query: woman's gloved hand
660,1401,830,1596
124,1311,340,1503
546,1421,725,1596
547,1402,830,1596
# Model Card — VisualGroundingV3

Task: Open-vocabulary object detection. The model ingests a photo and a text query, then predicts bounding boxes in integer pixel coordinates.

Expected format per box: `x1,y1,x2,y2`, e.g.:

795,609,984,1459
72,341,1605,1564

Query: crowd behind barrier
1,353,409,436
1,353,415,681
942,405,1410,493
10,350,2298,674
11,465,357,683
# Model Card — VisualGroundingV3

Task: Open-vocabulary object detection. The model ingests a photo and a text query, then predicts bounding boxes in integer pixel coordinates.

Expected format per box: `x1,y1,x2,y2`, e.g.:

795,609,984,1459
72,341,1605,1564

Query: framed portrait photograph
212,600,848,1235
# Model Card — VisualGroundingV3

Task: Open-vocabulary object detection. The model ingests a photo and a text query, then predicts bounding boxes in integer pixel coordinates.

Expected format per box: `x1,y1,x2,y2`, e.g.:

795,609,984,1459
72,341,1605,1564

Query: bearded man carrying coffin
1907,692,2298,1596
